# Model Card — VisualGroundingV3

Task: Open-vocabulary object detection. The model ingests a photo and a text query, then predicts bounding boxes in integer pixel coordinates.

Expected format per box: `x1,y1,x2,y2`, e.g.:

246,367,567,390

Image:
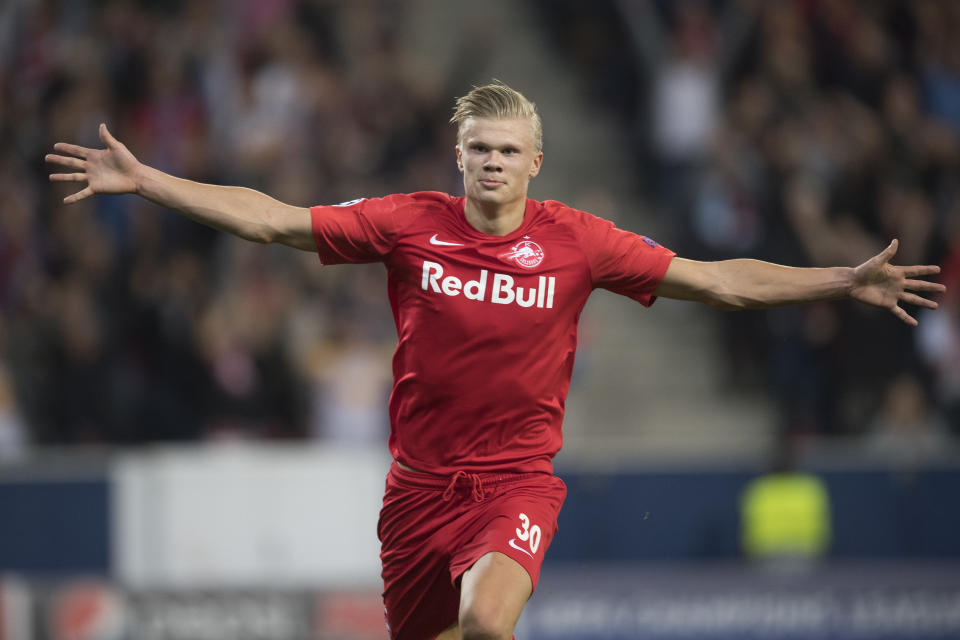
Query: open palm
46,123,140,203
850,239,945,326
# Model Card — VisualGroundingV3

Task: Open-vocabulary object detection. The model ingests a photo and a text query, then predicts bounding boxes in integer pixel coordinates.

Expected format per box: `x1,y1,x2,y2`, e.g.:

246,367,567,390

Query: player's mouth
480,179,504,188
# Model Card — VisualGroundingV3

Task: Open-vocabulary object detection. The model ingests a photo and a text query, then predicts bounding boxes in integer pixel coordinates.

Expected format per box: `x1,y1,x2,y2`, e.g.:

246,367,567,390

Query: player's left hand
849,239,946,326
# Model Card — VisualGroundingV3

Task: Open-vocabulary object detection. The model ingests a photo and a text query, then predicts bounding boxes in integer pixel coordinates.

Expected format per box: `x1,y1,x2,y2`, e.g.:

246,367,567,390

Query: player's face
456,117,543,209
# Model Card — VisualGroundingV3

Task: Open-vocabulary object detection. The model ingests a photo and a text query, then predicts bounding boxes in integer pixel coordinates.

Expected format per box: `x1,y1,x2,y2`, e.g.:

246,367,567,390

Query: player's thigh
458,551,531,639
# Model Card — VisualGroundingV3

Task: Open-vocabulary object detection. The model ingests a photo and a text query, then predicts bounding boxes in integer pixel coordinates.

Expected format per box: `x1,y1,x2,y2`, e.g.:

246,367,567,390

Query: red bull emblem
499,239,544,269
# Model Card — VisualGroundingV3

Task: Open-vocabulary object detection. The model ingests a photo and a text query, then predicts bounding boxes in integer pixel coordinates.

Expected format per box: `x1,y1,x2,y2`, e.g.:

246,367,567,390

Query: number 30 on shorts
515,513,541,554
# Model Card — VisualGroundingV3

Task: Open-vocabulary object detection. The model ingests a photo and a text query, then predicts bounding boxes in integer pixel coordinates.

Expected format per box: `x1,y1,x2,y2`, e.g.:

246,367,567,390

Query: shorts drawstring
471,473,485,502
442,470,464,500
442,470,485,502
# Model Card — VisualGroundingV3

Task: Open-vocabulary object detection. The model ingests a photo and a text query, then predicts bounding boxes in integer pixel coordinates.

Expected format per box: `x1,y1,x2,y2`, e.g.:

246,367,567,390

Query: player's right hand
46,123,141,203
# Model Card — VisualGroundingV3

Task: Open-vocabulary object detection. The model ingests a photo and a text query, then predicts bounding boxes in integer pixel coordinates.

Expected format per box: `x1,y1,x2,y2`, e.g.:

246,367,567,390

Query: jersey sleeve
576,212,676,306
310,194,414,264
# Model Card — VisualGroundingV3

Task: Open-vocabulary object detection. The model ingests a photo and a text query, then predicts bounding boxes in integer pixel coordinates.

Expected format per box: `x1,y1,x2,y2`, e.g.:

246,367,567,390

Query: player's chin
471,189,505,204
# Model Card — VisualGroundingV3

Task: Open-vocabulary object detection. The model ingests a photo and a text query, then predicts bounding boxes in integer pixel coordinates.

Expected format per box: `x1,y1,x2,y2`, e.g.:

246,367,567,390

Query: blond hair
450,81,543,152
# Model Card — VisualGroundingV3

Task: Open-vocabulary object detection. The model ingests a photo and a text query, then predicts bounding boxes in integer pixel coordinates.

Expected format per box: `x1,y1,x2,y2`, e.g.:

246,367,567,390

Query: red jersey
310,192,675,475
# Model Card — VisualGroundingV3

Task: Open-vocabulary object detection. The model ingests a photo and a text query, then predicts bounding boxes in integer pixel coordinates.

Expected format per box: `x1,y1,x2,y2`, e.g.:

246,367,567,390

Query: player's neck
463,197,526,237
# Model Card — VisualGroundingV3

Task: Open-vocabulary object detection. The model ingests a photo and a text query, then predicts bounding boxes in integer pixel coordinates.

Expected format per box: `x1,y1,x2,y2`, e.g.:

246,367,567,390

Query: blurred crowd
0,0,459,451
0,0,957,456
542,0,959,443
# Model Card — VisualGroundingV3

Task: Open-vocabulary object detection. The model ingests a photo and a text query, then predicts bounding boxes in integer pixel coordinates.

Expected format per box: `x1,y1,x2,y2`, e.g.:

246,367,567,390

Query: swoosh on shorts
508,538,534,559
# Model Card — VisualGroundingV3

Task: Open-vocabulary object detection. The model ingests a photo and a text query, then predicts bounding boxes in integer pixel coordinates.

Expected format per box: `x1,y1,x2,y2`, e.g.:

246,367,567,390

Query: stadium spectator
865,372,953,465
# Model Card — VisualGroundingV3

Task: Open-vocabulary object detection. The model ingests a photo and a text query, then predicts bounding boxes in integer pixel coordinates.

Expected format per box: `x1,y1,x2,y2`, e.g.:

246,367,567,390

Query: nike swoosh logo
430,234,465,247
508,538,534,559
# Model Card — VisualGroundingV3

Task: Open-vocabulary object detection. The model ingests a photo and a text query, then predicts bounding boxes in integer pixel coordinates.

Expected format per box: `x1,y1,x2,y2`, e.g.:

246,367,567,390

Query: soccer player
47,82,944,640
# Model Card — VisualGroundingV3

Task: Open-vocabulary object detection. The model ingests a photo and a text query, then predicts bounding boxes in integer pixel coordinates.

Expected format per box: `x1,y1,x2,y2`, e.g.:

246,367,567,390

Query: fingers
63,186,94,205
903,278,947,293
902,264,941,278
881,238,898,261
45,153,86,170
899,291,939,310
49,173,87,182
47,146,90,202
890,304,918,327
51,142,90,159
99,123,118,148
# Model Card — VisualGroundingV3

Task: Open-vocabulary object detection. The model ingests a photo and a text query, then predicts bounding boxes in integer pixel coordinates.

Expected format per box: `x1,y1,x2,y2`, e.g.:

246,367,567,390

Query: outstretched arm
46,124,315,251
654,240,945,326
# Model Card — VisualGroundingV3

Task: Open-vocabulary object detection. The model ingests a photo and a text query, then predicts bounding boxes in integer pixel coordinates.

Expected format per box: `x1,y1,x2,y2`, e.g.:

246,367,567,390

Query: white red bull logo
421,261,555,308
498,239,544,268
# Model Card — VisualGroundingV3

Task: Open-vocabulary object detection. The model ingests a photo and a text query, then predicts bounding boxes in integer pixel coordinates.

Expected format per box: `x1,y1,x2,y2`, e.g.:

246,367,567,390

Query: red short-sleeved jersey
311,192,675,475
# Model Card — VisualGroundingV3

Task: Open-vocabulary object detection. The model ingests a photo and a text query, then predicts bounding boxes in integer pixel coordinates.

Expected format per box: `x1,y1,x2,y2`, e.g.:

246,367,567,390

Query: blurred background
1,0,959,638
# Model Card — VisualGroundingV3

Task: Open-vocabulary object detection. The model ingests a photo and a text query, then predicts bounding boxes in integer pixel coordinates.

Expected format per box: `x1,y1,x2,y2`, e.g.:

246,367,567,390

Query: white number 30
516,513,542,554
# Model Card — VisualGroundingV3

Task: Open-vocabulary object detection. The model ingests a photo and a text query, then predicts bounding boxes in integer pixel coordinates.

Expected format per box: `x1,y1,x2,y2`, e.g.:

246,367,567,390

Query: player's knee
459,602,514,640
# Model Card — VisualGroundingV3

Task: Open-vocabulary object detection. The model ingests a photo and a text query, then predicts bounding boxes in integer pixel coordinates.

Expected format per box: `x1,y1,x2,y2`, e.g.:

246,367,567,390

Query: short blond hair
450,81,543,152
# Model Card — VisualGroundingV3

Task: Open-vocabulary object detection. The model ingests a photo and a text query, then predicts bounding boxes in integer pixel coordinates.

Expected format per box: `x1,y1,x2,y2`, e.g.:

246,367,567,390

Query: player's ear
455,144,464,173
529,151,543,178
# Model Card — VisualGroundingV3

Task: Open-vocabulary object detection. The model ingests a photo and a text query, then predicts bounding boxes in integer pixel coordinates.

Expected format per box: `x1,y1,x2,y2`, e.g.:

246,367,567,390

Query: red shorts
378,462,567,640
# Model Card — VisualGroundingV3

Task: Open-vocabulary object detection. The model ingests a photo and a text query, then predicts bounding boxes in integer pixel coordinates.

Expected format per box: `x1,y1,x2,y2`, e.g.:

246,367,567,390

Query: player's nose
483,153,503,171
